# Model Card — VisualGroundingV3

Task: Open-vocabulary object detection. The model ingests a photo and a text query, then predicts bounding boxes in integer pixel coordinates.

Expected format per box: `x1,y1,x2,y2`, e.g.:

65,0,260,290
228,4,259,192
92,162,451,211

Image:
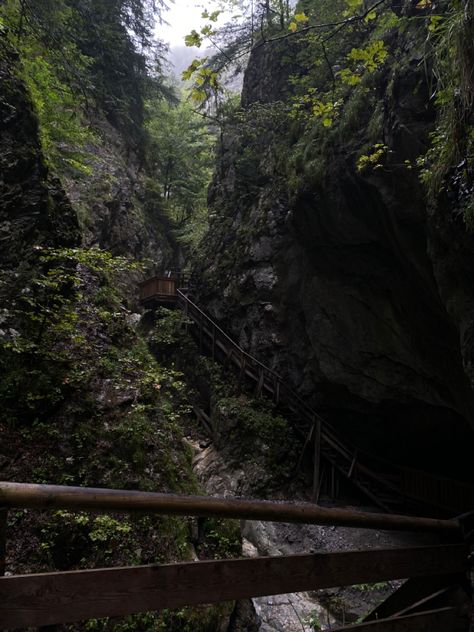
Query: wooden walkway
138,275,474,515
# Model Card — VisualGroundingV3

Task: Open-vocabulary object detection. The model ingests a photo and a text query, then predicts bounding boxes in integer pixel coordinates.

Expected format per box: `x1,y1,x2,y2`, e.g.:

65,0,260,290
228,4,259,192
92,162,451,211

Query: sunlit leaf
294,12,309,23
184,30,202,47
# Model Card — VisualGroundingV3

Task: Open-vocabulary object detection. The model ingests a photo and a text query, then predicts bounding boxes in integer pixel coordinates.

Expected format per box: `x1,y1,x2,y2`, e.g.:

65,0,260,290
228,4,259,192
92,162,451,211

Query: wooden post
199,314,203,352
312,418,321,503
224,348,233,367
0,508,6,578
296,424,314,473
348,449,358,480
255,368,264,397
238,355,246,389
184,297,189,333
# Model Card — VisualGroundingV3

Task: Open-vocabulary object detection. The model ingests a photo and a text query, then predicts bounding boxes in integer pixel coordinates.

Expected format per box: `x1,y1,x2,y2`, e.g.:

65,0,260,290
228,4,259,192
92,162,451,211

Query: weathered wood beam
0,483,462,533
0,545,468,628
330,606,467,632
364,574,464,621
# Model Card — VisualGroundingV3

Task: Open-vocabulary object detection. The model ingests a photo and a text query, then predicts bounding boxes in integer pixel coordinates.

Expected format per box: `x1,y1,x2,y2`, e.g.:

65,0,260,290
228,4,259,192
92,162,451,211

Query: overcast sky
157,0,231,48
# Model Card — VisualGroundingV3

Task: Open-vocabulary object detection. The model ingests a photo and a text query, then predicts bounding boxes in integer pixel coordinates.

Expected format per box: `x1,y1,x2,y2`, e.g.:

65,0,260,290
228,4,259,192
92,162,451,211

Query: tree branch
252,0,387,49
322,41,336,94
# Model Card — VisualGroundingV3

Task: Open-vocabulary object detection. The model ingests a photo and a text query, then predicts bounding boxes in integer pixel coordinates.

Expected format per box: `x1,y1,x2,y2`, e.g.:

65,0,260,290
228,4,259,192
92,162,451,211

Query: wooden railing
0,482,470,630
174,288,474,515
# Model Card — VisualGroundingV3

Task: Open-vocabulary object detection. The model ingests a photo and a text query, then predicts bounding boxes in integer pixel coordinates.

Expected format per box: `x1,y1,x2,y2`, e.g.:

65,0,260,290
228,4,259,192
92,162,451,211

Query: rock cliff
0,41,80,268
195,3,474,479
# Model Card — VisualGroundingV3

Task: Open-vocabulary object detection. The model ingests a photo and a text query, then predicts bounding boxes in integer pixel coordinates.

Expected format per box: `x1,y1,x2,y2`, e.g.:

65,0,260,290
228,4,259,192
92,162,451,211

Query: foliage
145,94,215,248
181,0,292,106
149,308,194,353
0,247,141,426
416,0,474,224
304,609,322,631
182,0,391,113
356,143,388,172
0,0,170,162
0,0,96,174
214,395,300,485
198,517,241,559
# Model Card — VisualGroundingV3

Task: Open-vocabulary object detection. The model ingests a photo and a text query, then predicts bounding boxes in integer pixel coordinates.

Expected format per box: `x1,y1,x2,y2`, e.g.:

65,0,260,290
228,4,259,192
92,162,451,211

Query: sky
157,0,231,48
156,0,235,76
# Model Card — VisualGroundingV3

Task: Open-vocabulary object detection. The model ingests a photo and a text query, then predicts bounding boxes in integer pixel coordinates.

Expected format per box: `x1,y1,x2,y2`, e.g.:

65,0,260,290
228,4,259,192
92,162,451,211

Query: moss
214,395,301,488
77,601,234,631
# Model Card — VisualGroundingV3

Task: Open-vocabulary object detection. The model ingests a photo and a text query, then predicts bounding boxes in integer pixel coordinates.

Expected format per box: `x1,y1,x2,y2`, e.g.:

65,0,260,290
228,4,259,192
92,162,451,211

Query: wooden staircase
139,275,474,516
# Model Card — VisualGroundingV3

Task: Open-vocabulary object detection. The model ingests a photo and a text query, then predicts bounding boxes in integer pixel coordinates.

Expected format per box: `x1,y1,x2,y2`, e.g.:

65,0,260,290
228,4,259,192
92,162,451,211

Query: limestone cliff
0,41,80,268
195,1,474,479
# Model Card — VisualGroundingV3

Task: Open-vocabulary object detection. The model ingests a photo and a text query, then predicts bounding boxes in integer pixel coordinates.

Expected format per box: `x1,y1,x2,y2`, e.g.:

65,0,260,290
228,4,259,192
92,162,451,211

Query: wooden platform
139,275,179,306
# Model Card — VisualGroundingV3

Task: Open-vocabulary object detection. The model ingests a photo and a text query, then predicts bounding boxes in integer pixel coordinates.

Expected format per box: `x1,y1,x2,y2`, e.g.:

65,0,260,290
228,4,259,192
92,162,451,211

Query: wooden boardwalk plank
0,545,468,628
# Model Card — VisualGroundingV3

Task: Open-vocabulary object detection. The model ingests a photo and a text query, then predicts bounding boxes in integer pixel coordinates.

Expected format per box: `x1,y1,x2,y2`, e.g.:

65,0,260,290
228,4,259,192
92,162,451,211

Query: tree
145,93,216,246
182,0,391,116
1,0,170,152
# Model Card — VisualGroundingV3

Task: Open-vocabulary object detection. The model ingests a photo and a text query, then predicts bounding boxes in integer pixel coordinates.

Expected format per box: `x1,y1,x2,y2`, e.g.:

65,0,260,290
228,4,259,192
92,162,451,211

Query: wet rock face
62,117,177,265
196,20,474,478
0,41,175,272
0,43,80,267
241,39,301,108
191,440,438,630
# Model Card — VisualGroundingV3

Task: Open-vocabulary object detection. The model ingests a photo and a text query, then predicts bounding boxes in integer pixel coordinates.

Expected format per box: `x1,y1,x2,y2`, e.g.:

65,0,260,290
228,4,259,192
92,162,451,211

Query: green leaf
201,9,220,21
428,15,443,31
184,30,202,47
181,58,202,81
338,68,362,85
201,25,216,36
345,0,364,11
294,12,309,23
191,88,206,102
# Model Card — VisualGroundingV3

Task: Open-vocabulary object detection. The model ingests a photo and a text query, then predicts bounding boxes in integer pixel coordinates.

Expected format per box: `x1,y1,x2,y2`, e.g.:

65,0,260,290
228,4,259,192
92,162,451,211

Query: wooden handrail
0,482,462,534
0,544,468,628
177,290,281,380
175,288,474,514
0,482,469,627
